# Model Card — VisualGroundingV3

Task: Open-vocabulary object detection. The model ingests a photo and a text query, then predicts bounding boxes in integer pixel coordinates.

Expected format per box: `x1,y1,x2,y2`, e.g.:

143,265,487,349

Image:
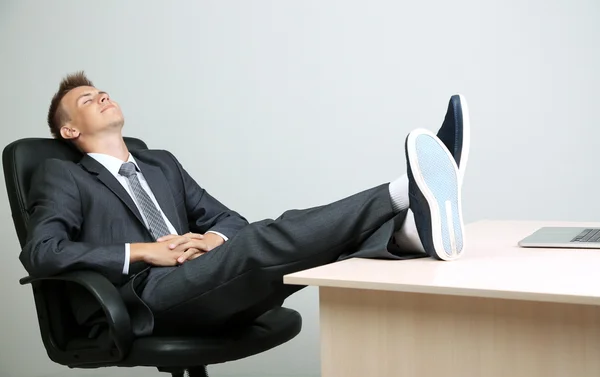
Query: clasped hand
144,232,224,266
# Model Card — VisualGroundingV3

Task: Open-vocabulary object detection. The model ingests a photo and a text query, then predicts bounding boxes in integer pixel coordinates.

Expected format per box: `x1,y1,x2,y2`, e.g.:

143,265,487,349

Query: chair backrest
2,137,148,248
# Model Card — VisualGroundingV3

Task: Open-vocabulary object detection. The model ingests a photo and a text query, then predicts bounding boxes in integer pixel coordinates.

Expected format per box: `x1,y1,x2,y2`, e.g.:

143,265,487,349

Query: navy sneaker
436,94,470,183
405,129,465,261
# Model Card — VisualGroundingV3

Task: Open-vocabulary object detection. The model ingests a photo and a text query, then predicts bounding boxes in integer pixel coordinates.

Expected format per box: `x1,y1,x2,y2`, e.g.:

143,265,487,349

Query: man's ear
60,124,80,140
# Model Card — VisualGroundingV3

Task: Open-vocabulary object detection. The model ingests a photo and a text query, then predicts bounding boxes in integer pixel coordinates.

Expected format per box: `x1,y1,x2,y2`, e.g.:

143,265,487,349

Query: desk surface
284,220,600,306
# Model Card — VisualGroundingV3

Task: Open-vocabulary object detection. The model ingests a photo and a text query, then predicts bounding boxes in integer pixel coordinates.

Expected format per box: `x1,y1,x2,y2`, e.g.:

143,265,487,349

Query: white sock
388,174,409,212
389,174,425,253
393,209,425,253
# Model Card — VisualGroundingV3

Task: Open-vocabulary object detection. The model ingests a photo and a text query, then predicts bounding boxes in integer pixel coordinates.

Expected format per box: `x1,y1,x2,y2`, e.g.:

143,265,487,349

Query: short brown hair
48,71,94,139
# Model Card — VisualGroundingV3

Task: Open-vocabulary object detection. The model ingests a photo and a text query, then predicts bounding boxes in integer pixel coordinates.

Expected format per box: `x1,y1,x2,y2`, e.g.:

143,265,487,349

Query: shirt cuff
206,231,228,242
123,243,130,275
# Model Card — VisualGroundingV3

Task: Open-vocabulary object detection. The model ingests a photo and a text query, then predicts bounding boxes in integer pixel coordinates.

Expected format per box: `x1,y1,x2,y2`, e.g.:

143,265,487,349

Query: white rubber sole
407,129,465,261
456,93,470,184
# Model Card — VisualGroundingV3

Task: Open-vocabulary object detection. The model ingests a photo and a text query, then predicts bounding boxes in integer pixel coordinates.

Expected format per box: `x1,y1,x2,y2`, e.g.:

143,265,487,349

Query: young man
20,72,469,336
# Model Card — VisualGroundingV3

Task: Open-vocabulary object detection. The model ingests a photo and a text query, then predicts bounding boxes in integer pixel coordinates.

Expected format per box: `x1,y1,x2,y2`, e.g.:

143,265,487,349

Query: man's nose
99,93,109,103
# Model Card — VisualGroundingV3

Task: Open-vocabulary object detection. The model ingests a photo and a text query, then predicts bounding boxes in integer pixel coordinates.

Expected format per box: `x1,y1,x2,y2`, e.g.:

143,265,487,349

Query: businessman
20,72,469,336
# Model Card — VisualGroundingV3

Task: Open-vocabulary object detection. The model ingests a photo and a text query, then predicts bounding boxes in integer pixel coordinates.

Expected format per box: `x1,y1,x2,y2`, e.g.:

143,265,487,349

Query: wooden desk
284,220,600,377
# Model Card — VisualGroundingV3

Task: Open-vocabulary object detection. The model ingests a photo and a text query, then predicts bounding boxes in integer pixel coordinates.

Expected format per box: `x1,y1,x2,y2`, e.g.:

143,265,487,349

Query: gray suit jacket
20,148,248,335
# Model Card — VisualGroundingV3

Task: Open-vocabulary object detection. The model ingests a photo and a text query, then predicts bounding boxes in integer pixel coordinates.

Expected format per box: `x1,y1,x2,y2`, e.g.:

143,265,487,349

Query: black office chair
2,137,302,377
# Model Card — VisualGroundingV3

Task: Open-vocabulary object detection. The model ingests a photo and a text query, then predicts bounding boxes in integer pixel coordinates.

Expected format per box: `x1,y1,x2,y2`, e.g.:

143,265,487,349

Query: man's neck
83,137,130,161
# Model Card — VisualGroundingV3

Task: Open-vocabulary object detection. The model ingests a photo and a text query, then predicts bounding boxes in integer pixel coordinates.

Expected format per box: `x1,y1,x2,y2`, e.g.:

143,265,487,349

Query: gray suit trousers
140,184,423,334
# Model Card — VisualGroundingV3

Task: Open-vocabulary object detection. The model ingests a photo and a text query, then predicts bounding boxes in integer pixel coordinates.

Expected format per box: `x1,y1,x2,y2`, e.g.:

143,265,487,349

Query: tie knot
119,162,137,178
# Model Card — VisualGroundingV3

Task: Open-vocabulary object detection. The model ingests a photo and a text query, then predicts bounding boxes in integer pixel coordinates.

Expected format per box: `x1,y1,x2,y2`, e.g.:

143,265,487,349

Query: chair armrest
20,270,133,358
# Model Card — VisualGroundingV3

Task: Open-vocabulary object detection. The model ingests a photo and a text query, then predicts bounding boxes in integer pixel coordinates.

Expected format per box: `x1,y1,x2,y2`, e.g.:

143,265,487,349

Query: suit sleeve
165,151,249,239
19,159,126,284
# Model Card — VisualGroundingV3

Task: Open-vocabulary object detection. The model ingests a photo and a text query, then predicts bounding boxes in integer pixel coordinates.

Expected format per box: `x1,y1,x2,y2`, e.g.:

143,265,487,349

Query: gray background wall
0,1,598,376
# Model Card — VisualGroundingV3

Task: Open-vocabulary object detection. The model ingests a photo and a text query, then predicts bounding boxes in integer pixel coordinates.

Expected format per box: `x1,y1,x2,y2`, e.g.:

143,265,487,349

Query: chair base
158,366,209,377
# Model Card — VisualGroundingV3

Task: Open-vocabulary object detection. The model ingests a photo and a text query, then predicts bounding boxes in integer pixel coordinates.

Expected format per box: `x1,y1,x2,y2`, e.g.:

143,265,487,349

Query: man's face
59,85,124,140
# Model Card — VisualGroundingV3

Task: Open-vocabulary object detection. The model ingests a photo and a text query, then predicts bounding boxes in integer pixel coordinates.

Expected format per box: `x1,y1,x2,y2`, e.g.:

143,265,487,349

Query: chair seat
116,307,302,368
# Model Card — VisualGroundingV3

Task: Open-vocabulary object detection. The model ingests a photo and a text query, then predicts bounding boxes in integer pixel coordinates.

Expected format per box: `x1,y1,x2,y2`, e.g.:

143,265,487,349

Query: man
20,72,468,336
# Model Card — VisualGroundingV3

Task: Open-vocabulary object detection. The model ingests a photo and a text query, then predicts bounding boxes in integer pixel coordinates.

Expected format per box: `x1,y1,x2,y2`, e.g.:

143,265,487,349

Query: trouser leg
142,184,399,330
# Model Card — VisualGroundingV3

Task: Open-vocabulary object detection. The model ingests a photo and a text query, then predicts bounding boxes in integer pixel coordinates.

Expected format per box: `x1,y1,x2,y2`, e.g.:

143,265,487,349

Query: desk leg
319,287,600,377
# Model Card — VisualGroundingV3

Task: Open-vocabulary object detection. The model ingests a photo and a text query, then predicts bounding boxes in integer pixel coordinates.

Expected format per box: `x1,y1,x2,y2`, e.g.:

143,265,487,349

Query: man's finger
178,240,208,252
191,239,210,252
186,232,204,240
168,236,191,249
157,234,179,242
177,248,200,264
188,251,206,260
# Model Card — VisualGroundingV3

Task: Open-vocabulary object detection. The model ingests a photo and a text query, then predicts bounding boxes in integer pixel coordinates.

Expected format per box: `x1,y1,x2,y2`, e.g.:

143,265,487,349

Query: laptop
518,227,600,249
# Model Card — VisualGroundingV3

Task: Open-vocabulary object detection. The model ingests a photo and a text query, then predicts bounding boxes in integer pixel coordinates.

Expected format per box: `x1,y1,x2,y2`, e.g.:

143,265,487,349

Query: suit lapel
79,155,146,227
134,157,182,235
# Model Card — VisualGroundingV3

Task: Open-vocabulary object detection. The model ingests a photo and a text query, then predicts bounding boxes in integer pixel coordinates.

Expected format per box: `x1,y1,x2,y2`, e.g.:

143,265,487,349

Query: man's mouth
101,104,115,113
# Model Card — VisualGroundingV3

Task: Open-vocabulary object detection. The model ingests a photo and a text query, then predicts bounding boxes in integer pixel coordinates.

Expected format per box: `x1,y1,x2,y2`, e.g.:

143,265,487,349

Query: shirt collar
87,153,139,177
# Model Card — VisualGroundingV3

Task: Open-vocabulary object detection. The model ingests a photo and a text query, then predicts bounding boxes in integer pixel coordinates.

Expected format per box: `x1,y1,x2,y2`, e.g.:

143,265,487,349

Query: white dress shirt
88,153,227,274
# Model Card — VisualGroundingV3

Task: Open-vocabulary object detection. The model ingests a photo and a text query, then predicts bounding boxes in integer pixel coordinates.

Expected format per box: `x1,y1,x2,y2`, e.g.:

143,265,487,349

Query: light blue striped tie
119,162,170,240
